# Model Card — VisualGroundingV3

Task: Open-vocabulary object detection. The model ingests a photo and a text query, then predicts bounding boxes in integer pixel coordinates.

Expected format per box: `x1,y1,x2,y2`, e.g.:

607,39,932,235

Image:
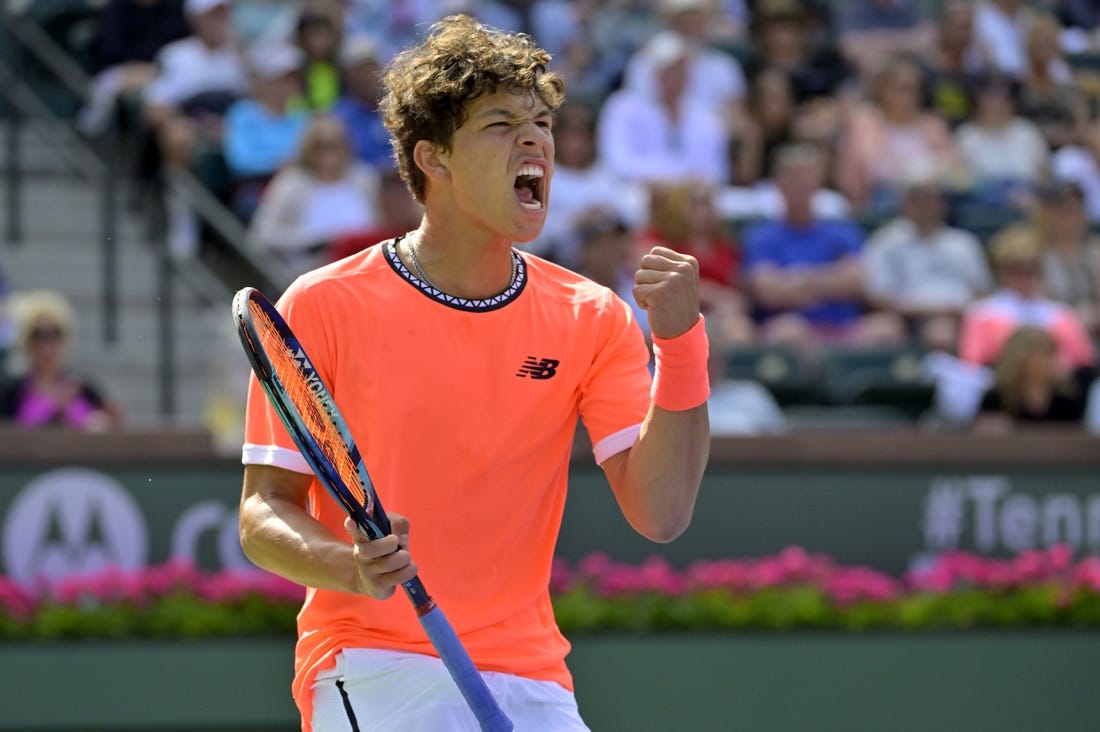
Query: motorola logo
2,468,149,587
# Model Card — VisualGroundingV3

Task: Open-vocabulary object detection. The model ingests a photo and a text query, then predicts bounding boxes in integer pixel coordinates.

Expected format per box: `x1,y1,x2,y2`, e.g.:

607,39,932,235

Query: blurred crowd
5,0,1100,435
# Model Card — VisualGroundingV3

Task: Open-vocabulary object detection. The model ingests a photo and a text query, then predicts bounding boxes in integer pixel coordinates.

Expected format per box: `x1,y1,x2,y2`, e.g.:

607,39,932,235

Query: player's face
443,89,554,243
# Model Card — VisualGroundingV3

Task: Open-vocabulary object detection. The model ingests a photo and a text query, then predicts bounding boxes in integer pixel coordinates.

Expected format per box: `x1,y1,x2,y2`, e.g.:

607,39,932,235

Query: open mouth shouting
514,161,546,213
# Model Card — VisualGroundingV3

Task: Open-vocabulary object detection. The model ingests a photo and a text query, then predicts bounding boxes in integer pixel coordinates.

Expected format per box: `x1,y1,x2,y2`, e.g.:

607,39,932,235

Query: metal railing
2,7,120,341
167,167,291,294
0,6,289,420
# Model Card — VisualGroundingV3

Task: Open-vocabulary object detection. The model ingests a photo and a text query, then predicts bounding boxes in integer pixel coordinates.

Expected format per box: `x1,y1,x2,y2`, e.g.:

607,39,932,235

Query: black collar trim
383,237,526,312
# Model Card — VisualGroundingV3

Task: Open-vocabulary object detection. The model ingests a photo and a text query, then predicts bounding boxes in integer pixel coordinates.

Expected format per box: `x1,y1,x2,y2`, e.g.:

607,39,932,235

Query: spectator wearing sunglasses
0,291,121,431
959,225,1096,372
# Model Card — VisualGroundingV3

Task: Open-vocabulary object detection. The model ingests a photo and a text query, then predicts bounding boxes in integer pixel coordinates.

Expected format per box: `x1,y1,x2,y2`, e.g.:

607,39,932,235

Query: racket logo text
293,348,336,413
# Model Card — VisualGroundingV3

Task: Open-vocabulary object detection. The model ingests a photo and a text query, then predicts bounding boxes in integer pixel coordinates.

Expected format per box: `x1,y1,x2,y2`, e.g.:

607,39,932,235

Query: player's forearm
607,404,709,543
239,493,360,593
622,250,710,541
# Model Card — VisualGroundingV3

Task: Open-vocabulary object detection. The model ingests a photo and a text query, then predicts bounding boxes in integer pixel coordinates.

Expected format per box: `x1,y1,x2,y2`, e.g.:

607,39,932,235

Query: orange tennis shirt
242,239,652,729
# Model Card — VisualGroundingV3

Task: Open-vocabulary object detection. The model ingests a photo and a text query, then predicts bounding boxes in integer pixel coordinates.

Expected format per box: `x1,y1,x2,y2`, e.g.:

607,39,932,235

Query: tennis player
239,14,710,731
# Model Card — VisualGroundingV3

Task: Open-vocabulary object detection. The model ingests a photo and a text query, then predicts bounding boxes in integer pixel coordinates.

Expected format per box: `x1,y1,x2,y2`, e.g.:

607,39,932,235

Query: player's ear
413,140,450,183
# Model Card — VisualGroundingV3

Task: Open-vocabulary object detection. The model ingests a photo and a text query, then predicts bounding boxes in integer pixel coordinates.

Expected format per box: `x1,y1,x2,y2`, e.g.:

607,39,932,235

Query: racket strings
250,301,369,508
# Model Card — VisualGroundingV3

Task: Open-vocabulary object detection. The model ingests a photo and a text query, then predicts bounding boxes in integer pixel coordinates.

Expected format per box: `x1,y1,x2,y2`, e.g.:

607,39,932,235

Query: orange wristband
651,315,710,411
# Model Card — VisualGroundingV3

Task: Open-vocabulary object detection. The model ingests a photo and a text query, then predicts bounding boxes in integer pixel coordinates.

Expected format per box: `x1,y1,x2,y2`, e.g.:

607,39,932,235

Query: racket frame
233,287,512,730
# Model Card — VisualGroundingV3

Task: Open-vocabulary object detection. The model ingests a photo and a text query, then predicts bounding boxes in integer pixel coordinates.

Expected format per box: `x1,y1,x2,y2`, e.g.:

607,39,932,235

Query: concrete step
0,120,88,178
0,120,241,431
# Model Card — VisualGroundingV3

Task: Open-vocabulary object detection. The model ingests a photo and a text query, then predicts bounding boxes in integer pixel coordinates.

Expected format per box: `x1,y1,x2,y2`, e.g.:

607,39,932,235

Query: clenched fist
632,246,702,339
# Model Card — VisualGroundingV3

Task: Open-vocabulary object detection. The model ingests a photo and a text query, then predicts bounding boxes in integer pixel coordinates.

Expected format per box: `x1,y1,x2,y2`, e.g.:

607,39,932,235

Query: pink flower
1046,544,1074,574
1072,556,1100,592
825,566,902,605
577,553,613,581
638,555,686,596
776,546,830,583
748,558,787,589
1012,550,1046,585
908,564,955,593
0,577,35,619
685,559,753,592
550,558,575,594
141,559,199,596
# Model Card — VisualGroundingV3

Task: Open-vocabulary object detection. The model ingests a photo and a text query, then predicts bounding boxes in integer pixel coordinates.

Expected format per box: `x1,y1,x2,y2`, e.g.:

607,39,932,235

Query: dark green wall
569,632,1100,732
5,634,1099,731
561,467,1100,573
3,459,1099,731
1,461,1099,577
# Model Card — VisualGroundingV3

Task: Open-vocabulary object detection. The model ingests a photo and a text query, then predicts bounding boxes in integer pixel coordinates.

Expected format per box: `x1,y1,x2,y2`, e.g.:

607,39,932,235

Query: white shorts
311,648,590,732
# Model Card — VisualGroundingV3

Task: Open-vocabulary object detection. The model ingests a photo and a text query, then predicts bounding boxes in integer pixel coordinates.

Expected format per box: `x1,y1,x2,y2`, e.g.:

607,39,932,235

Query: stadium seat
782,404,915,431
1068,53,1100,73
723,345,816,406
817,346,933,418
951,204,1021,245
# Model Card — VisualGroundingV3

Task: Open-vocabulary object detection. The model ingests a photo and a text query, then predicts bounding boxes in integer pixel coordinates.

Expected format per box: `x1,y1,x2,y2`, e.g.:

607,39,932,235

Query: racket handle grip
417,604,514,732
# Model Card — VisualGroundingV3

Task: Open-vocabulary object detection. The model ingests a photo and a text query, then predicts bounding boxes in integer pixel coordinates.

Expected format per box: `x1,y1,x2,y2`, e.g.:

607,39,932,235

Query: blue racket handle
417,604,514,732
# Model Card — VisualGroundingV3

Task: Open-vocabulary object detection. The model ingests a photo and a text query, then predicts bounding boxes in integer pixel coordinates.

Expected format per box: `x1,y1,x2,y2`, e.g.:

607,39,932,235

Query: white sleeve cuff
241,443,314,475
592,423,642,465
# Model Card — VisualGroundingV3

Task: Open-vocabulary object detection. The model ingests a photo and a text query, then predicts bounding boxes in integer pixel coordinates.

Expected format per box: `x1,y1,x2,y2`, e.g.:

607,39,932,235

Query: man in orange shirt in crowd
238,15,710,732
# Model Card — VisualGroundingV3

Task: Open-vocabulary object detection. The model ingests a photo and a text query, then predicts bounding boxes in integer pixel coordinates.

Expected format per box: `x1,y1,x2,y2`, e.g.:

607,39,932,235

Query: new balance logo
516,357,559,379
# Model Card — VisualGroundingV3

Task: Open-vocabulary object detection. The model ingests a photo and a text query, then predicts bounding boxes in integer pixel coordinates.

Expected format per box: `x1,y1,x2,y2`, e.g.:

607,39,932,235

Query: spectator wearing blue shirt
743,143,905,355
331,36,394,172
223,43,311,219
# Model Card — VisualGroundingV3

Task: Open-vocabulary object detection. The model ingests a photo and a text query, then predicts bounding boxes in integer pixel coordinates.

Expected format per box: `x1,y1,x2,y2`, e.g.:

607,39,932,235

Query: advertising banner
1,461,1098,585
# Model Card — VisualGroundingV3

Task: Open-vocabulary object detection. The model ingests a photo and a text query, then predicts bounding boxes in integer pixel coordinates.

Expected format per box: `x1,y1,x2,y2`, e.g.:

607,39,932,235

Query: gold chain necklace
404,236,519,294
405,236,436,287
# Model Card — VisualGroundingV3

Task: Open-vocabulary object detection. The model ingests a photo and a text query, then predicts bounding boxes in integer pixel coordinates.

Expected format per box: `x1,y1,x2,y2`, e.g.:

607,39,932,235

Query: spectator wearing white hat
222,43,311,220
142,0,248,256
621,0,747,116
597,31,730,186
144,0,246,113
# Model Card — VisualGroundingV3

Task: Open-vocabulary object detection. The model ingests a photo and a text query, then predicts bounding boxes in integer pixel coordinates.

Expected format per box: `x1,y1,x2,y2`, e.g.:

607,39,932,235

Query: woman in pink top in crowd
0,291,120,431
959,225,1096,373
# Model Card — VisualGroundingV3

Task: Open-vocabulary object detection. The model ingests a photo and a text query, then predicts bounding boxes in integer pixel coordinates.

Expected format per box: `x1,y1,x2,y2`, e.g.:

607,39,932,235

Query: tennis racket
232,286,512,732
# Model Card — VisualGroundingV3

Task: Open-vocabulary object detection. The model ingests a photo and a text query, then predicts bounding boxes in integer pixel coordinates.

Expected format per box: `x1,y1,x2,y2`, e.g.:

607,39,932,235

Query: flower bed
2,545,1099,639
553,544,1100,632
0,562,303,639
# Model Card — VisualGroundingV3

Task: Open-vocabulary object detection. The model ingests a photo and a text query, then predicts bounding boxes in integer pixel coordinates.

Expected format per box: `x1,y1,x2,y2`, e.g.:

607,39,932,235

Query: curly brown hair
379,14,565,203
